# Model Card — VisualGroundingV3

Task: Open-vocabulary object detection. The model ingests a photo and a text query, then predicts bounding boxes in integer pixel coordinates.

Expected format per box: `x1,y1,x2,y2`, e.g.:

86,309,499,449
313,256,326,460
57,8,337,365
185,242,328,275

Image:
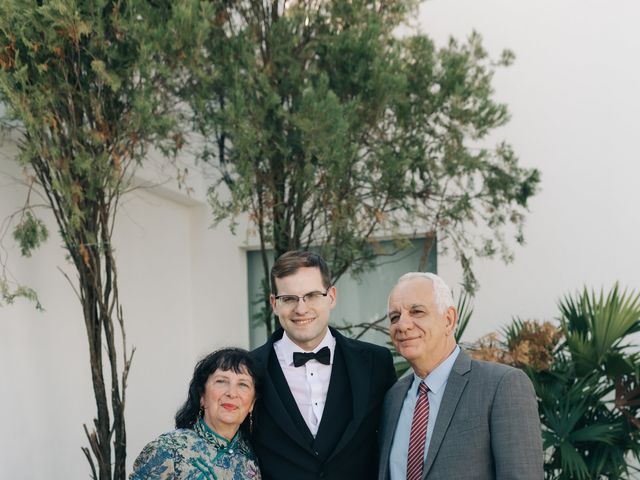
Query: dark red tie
406,382,429,480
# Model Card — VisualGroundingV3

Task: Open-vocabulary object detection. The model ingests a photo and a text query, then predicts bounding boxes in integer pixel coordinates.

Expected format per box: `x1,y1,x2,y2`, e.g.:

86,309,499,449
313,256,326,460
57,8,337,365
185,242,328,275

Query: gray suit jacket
378,349,543,480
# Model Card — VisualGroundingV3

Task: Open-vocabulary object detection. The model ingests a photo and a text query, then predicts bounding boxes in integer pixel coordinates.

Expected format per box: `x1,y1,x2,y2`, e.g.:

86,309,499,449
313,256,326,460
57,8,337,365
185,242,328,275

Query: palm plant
518,285,640,479
559,285,640,378
534,356,634,479
468,284,640,478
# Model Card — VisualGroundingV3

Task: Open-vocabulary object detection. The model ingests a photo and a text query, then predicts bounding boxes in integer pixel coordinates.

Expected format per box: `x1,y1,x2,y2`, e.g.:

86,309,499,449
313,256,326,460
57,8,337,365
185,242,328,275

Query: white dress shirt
389,346,461,480
273,329,336,437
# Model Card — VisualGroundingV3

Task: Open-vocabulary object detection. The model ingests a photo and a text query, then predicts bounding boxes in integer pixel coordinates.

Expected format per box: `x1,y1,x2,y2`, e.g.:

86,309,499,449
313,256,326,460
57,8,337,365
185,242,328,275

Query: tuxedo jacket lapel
422,350,471,478
268,347,315,444
254,334,315,451
327,329,371,462
255,328,383,462
314,344,352,460
253,327,396,479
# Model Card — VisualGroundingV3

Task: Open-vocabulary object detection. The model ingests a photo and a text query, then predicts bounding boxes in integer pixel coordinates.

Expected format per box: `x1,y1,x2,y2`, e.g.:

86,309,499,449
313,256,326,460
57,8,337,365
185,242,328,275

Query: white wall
0,151,250,478
424,0,640,341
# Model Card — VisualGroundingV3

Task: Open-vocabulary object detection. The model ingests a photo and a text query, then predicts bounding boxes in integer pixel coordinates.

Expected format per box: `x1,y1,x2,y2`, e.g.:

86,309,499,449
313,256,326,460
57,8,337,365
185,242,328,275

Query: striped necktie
406,382,429,480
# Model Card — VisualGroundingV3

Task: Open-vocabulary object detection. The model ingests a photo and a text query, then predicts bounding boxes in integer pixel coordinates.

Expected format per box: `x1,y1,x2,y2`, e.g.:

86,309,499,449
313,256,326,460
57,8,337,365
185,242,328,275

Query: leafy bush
468,285,640,479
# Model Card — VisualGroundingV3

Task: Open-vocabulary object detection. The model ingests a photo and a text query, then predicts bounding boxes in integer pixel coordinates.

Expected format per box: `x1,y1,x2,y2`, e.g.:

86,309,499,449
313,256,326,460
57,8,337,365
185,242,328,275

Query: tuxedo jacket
251,327,396,480
378,350,543,480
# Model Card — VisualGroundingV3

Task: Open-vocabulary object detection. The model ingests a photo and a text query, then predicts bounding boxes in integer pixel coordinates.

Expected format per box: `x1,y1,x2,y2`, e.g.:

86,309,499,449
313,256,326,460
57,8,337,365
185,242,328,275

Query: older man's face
388,278,456,373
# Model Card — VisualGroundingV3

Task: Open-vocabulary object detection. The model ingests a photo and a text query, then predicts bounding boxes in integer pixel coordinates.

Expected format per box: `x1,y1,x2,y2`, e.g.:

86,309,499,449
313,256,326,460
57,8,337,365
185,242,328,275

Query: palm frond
558,441,590,480
559,284,640,377
568,423,622,445
454,289,473,342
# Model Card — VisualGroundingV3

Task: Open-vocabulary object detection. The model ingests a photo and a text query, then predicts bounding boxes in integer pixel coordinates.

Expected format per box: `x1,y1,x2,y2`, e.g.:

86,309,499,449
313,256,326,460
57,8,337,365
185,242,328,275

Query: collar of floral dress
194,418,251,455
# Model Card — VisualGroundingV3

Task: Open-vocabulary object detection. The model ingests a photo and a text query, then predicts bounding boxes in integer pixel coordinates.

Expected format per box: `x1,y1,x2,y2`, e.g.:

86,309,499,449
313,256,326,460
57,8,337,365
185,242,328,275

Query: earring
249,411,254,434
199,405,204,418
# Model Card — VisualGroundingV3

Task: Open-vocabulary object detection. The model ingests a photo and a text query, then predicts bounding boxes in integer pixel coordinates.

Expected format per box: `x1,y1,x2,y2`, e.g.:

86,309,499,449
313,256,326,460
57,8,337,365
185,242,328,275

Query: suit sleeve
490,368,544,479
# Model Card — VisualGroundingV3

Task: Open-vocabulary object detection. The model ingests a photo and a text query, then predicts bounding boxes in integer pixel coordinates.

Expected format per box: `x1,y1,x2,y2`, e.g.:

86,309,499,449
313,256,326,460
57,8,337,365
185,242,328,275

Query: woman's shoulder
144,428,202,451
129,429,201,479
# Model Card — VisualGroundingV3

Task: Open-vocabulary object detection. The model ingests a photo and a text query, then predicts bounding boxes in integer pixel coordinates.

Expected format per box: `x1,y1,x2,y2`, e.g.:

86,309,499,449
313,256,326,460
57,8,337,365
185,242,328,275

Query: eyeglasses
274,288,331,308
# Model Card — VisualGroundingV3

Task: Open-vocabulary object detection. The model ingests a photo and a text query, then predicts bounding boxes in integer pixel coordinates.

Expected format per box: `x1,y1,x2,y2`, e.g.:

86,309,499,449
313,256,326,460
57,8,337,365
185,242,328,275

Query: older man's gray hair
394,272,454,313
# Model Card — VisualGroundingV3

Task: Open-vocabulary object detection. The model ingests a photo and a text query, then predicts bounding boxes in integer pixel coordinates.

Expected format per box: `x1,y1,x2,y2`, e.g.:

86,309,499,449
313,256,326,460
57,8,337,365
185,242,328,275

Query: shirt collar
412,345,460,394
276,329,336,366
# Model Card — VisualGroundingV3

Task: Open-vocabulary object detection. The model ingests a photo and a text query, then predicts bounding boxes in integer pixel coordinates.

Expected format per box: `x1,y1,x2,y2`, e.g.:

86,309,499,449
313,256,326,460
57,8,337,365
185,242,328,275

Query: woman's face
201,367,256,438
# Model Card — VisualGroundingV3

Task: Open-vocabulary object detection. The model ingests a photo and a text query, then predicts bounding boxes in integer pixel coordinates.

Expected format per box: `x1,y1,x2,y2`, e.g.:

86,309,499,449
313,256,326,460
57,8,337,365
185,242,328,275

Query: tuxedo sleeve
380,347,397,390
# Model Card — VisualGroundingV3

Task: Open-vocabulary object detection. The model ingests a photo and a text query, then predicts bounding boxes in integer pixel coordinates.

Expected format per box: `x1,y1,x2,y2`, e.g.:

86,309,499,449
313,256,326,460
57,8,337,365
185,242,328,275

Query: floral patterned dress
130,419,261,480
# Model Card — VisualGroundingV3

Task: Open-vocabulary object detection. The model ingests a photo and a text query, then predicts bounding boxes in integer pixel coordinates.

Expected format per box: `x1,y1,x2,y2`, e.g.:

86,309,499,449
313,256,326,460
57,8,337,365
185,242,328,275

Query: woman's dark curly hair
175,347,261,433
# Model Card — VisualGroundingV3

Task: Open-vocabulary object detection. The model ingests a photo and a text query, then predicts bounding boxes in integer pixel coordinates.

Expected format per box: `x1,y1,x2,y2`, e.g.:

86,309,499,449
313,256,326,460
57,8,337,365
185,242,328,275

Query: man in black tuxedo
251,251,397,480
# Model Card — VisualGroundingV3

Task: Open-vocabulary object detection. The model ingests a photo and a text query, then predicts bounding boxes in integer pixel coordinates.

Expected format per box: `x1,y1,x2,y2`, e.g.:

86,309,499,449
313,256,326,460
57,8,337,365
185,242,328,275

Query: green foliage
539,286,640,479
475,286,640,479
454,289,473,342
0,278,42,310
12,211,48,257
559,285,640,378
0,1,207,478
185,0,539,334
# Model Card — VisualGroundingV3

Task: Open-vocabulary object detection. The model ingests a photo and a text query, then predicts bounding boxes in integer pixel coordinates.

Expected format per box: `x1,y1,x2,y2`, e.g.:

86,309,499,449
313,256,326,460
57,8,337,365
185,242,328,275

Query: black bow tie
293,346,331,367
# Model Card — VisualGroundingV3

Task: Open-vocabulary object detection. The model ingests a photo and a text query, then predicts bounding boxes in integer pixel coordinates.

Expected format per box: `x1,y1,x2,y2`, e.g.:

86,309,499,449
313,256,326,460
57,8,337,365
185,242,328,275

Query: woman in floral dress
131,348,261,479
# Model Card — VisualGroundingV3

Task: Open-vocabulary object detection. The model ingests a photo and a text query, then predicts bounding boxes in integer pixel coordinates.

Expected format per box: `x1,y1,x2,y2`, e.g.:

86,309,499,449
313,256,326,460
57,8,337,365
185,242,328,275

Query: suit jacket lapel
422,349,471,478
268,347,315,444
380,375,413,480
254,330,315,450
327,328,371,461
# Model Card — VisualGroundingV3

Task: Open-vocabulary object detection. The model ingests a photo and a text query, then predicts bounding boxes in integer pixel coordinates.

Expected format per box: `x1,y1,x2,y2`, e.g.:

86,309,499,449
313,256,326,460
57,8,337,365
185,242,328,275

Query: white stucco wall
426,0,640,341
0,151,250,478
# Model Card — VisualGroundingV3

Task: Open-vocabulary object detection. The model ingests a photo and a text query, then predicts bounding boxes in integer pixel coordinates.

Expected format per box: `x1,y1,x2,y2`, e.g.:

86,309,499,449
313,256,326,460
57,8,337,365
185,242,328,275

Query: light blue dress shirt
389,346,461,480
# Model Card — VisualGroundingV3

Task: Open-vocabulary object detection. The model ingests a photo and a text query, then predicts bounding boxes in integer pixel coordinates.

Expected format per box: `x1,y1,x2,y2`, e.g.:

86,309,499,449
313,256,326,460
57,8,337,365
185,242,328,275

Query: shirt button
314,451,319,456
228,449,234,454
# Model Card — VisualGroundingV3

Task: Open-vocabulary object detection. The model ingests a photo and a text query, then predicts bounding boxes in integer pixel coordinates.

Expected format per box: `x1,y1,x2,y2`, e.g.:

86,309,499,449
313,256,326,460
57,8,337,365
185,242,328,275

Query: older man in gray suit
378,273,543,480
